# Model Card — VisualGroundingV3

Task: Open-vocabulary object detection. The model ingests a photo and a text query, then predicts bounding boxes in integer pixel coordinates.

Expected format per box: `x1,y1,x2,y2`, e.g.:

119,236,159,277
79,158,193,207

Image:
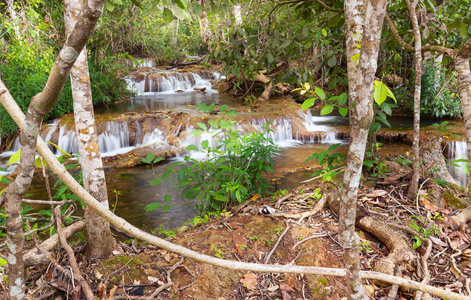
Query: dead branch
55,207,94,300
264,223,290,264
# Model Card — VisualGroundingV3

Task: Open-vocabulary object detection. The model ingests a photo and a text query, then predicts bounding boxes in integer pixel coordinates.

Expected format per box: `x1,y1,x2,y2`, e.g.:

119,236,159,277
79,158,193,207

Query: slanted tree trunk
0,1,104,298
406,0,423,198
452,37,471,227
342,0,387,298
64,0,118,258
232,2,243,26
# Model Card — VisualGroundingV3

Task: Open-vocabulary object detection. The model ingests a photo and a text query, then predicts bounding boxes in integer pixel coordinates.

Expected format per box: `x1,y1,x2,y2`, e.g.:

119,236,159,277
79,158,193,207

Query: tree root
264,223,290,264
326,190,416,277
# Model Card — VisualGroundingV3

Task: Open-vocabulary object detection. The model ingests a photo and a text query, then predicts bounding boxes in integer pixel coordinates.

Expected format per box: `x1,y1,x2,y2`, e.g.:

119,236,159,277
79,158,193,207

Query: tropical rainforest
0,0,471,299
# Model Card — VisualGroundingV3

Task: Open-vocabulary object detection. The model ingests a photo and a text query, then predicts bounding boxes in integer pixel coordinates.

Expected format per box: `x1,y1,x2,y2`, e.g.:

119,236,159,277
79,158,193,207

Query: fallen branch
264,223,290,264
1,93,469,300
55,207,94,300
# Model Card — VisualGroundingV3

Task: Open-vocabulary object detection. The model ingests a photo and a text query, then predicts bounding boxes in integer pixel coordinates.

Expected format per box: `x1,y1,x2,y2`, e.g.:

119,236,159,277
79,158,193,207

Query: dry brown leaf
280,282,295,292
267,285,279,292
282,290,292,300
108,285,118,300
233,233,246,256
240,273,258,290
164,253,172,262
97,282,107,299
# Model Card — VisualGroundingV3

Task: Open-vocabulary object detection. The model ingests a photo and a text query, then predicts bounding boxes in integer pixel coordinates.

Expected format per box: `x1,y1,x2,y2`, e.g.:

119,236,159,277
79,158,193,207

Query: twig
22,199,75,205
55,206,94,300
146,282,173,299
176,281,197,291
272,194,326,223
104,258,134,282
264,224,290,264
292,233,329,250
387,266,405,300
415,178,430,211
299,167,345,184
275,193,293,209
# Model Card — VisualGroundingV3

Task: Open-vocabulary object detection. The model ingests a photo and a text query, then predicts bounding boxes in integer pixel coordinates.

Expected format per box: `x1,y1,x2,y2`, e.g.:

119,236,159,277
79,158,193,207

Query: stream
0,62,468,231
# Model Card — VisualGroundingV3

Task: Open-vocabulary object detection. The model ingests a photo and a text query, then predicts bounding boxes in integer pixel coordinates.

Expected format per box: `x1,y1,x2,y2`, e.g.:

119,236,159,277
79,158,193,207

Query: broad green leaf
327,56,337,68
339,107,348,117
374,116,391,127
220,104,227,112
0,257,7,267
226,141,237,149
0,188,5,196
208,120,219,129
34,157,47,168
174,0,186,9
267,53,274,64
8,149,21,165
194,3,203,16
105,1,115,11
186,145,199,151
338,93,348,105
380,102,392,115
145,202,162,211
322,28,327,37
226,110,237,117
201,140,209,150
164,194,172,203
208,103,215,113
363,160,373,167
370,122,381,132
162,8,173,24
314,87,325,100
197,103,208,112
301,98,315,111
328,143,341,152
196,122,208,131
385,86,397,103
459,22,468,38
373,81,388,105
163,205,171,212
320,105,334,115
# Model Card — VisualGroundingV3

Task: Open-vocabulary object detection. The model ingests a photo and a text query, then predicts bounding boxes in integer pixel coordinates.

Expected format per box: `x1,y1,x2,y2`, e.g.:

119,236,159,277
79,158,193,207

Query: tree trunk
199,0,212,47
0,1,104,298
452,37,471,227
406,0,422,198
342,0,387,299
64,0,118,258
232,2,243,26
6,0,21,40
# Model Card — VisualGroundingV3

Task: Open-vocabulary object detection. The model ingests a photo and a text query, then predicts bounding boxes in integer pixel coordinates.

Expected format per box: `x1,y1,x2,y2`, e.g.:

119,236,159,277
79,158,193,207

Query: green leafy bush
420,59,461,119
144,103,280,213
0,41,132,140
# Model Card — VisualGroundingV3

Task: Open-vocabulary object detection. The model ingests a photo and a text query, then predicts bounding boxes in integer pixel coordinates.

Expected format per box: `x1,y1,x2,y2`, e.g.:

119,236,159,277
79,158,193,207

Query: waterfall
448,140,467,187
126,71,221,95
140,128,169,148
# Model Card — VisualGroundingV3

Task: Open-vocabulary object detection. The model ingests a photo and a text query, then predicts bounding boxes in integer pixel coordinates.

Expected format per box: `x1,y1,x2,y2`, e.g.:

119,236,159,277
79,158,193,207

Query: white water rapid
448,140,468,187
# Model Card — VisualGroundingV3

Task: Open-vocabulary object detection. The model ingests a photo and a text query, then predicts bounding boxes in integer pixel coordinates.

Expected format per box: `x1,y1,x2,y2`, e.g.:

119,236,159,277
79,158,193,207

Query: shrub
144,103,280,214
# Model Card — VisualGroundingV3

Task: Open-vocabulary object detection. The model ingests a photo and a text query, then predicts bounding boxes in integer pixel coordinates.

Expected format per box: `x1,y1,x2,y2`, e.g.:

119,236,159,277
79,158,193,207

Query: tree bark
405,0,422,198
452,37,471,226
6,0,21,40
0,1,104,298
342,0,387,299
64,0,118,258
199,0,212,46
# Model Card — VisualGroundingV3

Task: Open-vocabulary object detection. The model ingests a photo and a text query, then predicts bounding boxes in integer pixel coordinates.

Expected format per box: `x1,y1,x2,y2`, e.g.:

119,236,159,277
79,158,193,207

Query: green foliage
297,83,348,116
144,104,280,214
0,41,132,140
408,214,442,249
363,143,390,178
419,59,461,119
306,143,346,181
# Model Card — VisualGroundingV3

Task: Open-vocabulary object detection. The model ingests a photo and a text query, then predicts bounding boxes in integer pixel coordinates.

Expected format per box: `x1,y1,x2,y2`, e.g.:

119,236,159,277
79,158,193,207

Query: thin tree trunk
342,0,388,298
199,0,212,47
0,1,104,298
6,0,21,40
406,0,422,198
232,3,243,26
64,0,118,258
452,37,471,226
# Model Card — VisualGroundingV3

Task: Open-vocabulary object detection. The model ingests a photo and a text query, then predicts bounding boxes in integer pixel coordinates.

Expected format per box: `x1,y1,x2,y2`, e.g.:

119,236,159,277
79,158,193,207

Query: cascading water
448,140,467,187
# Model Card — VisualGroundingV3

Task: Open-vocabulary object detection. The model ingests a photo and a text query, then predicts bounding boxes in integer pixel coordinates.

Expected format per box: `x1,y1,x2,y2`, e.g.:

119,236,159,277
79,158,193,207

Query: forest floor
18,159,471,300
